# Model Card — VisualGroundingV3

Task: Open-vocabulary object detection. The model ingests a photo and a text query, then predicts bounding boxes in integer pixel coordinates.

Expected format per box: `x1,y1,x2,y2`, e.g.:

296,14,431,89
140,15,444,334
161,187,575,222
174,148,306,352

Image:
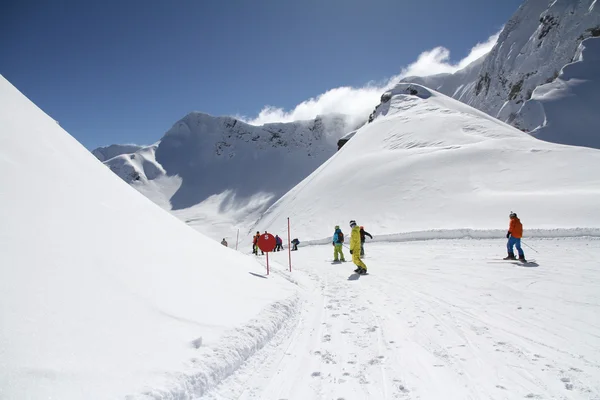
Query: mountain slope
519,37,600,148
402,0,600,148
0,75,296,399
252,83,600,242
95,112,357,241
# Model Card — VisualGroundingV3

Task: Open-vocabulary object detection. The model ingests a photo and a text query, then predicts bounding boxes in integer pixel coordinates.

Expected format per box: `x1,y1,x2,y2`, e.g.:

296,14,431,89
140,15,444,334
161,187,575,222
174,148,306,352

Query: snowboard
489,258,538,267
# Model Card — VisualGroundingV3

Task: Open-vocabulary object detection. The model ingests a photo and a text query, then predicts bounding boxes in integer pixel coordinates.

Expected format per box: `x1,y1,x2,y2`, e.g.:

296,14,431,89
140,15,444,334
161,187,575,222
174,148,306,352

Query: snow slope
94,113,357,242
203,238,600,399
402,0,600,148
92,143,145,162
0,75,298,399
519,37,600,148
252,83,600,243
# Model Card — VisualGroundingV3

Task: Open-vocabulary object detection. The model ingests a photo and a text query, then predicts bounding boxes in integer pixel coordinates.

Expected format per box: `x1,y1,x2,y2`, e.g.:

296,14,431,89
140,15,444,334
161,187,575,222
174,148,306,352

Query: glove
506,232,510,238
350,250,353,254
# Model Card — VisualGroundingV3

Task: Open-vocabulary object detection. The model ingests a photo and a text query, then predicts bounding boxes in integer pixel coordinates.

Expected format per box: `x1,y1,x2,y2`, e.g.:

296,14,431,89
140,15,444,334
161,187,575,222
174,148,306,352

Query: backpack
337,232,344,243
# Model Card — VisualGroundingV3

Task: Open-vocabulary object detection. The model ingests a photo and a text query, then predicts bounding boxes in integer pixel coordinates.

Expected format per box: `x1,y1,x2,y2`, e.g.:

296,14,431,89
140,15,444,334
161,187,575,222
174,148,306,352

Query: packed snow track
202,238,600,400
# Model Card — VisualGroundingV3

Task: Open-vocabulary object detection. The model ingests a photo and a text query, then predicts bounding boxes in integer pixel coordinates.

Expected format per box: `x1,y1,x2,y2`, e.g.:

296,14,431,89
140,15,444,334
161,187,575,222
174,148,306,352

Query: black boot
518,255,526,262
503,253,516,260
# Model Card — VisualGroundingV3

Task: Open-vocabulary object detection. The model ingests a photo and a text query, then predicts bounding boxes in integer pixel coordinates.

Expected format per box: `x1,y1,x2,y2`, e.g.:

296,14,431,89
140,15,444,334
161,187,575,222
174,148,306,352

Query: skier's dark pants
360,242,365,256
507,237,524,257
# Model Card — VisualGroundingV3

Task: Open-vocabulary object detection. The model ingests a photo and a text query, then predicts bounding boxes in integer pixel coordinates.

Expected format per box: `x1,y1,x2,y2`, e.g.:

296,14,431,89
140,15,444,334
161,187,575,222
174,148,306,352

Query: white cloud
241,31,500,126
400,31,500,78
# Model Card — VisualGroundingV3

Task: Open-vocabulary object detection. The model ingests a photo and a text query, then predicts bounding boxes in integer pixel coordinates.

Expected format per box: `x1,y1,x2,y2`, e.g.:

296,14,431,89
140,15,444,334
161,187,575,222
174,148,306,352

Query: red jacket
509,218,523,238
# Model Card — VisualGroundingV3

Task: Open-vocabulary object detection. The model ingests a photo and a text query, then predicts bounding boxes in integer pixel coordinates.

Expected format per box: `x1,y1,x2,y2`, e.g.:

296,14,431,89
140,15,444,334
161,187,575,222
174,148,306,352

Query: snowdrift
0,75,296,399
252,83,600,243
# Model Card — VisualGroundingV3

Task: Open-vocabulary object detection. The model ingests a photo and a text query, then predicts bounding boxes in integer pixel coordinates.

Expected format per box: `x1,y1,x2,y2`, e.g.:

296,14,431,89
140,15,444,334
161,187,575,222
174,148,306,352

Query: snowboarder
332,225,346,262
349,220,367,274
221,238,228,247
274,235,283,251
504,212,526,261
359,226,373,256
291,238,300,251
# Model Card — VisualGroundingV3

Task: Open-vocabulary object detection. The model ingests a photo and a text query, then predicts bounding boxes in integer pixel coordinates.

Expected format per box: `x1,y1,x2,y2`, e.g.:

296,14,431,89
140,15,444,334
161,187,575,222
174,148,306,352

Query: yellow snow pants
334,244,345,261
352,250,367,270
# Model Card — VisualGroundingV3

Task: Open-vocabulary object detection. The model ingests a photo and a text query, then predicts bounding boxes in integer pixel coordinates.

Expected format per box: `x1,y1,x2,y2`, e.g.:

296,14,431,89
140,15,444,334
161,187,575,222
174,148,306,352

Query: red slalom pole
287,217,292,272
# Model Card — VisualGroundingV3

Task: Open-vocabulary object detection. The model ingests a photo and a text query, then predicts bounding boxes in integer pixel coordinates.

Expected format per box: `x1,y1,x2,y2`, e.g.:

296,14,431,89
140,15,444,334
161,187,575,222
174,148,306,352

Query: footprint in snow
311,371,321,377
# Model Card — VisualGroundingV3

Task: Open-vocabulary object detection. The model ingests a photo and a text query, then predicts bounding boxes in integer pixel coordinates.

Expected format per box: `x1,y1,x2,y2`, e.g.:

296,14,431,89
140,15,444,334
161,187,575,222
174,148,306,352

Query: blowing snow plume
0,75,296,399
252,83,600,242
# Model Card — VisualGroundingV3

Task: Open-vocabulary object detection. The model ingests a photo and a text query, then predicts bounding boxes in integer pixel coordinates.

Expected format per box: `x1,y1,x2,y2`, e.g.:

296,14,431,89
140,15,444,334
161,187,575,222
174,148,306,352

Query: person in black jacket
359,226,373,256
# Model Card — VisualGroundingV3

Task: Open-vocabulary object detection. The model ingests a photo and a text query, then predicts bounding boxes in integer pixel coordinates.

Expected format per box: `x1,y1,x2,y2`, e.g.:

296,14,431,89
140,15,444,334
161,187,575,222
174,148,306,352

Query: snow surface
0,75,297,399
202,238,600,399
402,0,600,149
252,83,600,243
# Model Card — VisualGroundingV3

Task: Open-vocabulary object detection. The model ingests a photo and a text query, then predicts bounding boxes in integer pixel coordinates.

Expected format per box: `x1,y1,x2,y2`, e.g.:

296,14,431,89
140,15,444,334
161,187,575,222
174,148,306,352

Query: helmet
335,225,340,230
509,212,517,218
349,220,357,228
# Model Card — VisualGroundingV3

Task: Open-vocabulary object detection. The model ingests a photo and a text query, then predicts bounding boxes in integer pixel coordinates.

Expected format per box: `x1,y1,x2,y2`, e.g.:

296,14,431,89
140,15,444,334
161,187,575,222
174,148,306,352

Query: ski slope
203,238,600,400
0,76,298,399
252,84,600,243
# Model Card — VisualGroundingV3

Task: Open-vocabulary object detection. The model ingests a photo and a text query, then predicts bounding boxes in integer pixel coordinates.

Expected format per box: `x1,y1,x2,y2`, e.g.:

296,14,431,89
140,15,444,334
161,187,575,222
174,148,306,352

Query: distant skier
253,231,263,255
349,220,367,274
221,238,228,247
504,212,526,261
291,238,300,251
359,226,373,256
332,225,346,262
275,235,283,251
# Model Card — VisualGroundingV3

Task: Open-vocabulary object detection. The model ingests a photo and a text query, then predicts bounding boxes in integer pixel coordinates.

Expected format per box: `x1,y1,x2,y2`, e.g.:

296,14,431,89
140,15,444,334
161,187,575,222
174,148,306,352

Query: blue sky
1,0,523,150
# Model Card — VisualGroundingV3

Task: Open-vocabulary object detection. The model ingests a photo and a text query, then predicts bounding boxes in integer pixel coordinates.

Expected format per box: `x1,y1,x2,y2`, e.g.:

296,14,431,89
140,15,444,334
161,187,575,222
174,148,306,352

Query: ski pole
521,241,539,253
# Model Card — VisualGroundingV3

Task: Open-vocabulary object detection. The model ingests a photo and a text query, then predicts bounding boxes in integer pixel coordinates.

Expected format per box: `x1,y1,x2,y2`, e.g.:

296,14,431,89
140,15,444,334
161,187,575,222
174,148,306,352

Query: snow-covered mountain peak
93,111,361,241
368,83,523,149
252,81,600,242
400,0,600,149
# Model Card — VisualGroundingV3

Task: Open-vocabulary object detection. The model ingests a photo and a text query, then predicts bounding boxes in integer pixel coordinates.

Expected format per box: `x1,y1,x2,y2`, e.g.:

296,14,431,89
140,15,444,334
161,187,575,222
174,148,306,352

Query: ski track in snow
201,238,600,400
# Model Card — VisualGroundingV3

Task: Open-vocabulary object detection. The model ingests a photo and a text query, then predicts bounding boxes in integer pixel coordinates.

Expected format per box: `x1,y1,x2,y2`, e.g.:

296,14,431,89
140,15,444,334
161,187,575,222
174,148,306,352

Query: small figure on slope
332,225,346,262
275,235,283,251
291,238,300,251
221,238,228,247
359,226,373,256
349,220,367,274
504,212,526,261
253,231,264,255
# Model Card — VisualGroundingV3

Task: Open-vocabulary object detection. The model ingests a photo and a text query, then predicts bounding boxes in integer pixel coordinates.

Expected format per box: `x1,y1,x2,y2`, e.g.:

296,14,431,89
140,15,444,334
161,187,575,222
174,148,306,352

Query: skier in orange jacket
504,212,525,261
